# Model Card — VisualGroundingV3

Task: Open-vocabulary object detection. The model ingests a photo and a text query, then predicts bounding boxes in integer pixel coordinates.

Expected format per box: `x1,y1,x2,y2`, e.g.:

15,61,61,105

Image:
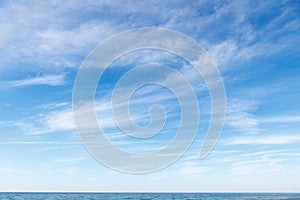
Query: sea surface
0,193,300,200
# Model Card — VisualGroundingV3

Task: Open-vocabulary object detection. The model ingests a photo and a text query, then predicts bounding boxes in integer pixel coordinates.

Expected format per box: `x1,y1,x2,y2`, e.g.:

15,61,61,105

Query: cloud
206,40,238,67
225,134,300,145
199,1,300,70
1,0,298,72
229,157,284,176
0,1,120,69
0,141,80,145
260,115,300,124
35,102,70,109
0,101,75,135
10,99,121,135
54,157,88,164
14,108,75,135
32,145,80,153
225,99,261,133
36,21,117,56
0,74,67,88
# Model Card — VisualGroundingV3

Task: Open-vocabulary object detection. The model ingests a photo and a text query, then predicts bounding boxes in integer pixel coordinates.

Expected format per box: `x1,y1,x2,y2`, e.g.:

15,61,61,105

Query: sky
0,0,300,192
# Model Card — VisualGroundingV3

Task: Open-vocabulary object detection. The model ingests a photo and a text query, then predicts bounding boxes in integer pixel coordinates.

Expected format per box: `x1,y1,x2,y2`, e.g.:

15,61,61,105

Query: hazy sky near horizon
0,0,300,192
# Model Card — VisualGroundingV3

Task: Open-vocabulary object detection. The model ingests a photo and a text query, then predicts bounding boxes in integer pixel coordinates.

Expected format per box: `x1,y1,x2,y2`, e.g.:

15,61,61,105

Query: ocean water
0,193,300,200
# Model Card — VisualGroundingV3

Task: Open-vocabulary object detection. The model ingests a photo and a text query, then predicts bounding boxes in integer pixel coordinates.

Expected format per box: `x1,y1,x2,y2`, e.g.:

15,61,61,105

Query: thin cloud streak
0,74,67,88
225,134,300,145
260,115,300,124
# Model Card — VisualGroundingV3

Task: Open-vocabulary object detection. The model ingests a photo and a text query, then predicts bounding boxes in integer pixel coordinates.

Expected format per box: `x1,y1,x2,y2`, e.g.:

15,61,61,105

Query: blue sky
0,0,300,192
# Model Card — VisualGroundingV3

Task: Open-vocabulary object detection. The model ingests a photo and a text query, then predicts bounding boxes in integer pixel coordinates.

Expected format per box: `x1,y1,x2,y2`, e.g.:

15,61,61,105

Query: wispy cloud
260,115,300,124
32,145,80,153
14,108,75,135
225,134,300,145
0,141,80,145
2,0,298,72
1,74,67,88
198,1,300,72
225,99,261,133
229,157,284,176
53,157,88,164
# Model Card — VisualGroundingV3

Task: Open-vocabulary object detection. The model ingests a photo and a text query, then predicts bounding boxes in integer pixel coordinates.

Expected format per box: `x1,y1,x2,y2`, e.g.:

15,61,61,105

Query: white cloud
54,157,88,164
226,134,300,145
0,141,80,145
229,157,284,176
0,1,121,69
16,108,75,135
2,0,297,72
0,102,75,135
36,102,70,110
261,115,300,124
10,99,116,135
32,145,80,152
199,1,300,71
207,40,238,67
225,99,261,133
1,74,67,88
36,21,116,56
43,109,75,132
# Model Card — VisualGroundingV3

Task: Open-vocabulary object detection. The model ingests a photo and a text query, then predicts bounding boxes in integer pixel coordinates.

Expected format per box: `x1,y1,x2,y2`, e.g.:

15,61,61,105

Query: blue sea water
0,193,300,200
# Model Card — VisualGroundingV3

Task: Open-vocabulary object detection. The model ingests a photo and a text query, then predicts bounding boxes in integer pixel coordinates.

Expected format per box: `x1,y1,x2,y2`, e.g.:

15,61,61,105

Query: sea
0,193,300,200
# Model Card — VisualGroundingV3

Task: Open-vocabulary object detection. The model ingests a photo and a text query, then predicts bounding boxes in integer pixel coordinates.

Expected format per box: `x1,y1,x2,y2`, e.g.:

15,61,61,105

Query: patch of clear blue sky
0,0,300,192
